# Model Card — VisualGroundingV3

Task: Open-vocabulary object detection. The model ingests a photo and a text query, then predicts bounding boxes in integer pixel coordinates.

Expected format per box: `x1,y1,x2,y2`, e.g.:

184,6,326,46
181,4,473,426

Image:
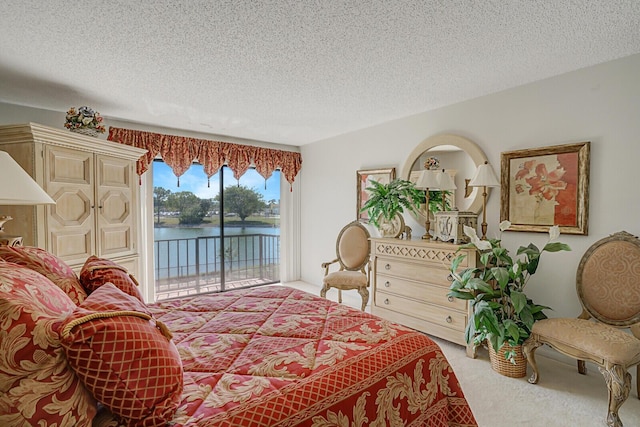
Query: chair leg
523,336,543,384
637,365,639,399
357,287,369,311
338,289,342,303
320,284,328,299
599,363,631,427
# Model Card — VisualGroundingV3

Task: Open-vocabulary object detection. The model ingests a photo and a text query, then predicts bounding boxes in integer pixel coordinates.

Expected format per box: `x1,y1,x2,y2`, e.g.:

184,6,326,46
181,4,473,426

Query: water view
154,225,281,300
152,163,282,299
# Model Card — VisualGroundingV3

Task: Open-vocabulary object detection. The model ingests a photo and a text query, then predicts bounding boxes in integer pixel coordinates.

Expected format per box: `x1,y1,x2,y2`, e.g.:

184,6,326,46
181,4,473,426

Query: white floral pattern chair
523,231,640,427
320,221,371,311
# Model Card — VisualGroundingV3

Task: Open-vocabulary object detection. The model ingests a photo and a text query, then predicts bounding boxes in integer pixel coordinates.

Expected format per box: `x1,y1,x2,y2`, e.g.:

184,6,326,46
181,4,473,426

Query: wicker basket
488,341,527,378
70,127,100,137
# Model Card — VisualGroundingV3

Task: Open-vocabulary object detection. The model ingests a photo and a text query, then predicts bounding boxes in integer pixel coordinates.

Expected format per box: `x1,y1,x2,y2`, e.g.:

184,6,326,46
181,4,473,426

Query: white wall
300,53,640,320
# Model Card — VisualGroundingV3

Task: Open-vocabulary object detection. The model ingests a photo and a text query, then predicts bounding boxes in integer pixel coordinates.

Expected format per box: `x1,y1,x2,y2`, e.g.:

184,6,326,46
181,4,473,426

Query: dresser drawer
375,291,467,332
375,258,455,286
377,274,466,311
371,240,473,268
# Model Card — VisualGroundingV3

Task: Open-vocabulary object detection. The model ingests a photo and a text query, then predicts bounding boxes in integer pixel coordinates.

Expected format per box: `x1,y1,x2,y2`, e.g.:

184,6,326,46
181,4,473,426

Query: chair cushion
533,318,640,366
337,224,369,269
323,270,367,289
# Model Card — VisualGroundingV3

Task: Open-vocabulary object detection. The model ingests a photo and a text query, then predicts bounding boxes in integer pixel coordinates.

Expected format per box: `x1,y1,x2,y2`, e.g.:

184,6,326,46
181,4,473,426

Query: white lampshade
469,161,500,187
415,169,441,189
437,170,457,191
0,151,55,205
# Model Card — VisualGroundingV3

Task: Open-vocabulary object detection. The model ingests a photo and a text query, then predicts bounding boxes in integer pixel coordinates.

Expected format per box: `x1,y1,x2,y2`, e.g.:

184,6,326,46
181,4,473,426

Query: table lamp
0,151,56,246
415,169,440,240
436,169,457,212
468,161,500,239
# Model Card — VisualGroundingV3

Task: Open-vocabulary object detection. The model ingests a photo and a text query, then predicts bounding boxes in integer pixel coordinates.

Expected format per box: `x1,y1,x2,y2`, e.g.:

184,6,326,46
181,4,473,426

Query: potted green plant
448,221,571,373
360,179,423,237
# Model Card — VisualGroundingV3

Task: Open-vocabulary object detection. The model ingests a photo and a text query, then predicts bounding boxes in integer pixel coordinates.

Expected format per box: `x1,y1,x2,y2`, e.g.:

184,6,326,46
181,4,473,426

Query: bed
0,246,476,427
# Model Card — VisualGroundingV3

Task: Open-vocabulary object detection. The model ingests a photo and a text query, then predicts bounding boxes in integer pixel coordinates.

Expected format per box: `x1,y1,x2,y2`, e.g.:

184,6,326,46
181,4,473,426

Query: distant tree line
154,185,268,225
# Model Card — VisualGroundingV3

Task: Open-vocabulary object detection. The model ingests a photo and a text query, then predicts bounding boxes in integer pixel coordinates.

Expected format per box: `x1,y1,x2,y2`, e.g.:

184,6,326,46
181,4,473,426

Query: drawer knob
384,298,390,305
445,316,453,323
384,281,390,288
384,263,391,270
447,296,454,303
447,273,454,282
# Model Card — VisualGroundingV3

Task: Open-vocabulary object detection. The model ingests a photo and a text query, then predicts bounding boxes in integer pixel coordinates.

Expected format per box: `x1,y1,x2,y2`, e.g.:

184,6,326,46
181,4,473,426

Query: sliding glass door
153,161,280,300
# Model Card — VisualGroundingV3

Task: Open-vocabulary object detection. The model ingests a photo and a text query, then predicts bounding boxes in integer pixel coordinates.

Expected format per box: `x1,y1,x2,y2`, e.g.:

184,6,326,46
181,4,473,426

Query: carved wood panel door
44,145,95,265
95,154,136,257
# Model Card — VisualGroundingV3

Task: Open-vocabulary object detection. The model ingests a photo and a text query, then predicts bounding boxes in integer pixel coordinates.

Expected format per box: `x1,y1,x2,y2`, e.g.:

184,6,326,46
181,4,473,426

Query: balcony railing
154,233,280,300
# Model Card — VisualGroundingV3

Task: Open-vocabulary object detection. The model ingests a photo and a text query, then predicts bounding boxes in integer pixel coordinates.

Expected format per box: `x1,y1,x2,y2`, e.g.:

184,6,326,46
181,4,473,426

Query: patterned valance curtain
107,127,303,189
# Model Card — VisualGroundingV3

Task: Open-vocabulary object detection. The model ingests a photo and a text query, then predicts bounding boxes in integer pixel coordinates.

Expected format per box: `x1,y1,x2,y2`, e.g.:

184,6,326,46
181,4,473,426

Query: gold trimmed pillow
60,283,183,427
0,263,96,426
79,255,144,302
0,245,87,304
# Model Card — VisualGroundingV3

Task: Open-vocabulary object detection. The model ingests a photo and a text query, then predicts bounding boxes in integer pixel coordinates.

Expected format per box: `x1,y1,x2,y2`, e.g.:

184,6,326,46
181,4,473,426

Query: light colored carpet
282,281,640,427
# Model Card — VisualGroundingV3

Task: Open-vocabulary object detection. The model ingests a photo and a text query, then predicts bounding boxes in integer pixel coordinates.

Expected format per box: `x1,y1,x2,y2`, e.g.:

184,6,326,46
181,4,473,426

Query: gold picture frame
357,168,396,222
500,142,590,234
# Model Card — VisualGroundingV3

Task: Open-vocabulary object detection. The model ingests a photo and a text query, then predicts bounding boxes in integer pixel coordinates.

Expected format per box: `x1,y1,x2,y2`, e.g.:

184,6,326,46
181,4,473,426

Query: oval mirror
401,134,490,225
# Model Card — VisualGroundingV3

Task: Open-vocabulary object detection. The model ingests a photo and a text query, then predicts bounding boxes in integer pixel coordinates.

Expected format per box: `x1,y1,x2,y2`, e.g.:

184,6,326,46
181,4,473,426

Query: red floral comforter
97,286,476,426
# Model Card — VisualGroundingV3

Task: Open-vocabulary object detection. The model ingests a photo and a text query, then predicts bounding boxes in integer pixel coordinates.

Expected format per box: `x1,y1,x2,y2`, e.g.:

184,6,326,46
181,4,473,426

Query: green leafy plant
360,179,423,228
448,221,571,363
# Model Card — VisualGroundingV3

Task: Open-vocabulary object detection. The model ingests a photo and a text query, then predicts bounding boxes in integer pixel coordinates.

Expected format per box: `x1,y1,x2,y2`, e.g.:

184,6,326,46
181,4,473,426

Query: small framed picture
356,168,396,222
500,142,590,234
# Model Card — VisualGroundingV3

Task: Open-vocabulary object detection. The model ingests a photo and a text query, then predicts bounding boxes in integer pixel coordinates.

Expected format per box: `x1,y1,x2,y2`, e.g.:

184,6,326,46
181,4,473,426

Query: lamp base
0,215,23,246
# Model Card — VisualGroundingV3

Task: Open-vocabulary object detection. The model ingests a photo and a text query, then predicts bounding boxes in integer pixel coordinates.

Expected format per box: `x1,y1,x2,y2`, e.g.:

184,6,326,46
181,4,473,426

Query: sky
153,161,281,202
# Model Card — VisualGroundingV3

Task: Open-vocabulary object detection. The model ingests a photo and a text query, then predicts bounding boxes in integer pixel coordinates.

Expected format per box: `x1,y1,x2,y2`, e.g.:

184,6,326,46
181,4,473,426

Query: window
152,160,280,300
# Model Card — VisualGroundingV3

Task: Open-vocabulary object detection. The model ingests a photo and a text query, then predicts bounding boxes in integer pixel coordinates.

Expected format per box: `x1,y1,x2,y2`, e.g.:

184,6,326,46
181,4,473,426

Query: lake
153,226,281,280
154,225,280,240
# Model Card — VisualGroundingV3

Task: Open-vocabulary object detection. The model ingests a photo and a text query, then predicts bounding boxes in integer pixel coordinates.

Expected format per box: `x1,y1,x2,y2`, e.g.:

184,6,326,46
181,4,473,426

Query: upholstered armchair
523,231,640,427
321,221,371,311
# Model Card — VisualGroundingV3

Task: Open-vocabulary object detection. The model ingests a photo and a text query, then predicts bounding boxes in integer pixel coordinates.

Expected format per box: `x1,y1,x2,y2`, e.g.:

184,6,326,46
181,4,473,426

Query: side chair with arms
321,221,371,311
523,231,640,427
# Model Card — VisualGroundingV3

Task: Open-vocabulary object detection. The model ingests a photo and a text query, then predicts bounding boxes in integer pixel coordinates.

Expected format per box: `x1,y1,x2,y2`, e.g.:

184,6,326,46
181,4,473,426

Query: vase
70,127,100,137
488,341,527,378
377,213,405,238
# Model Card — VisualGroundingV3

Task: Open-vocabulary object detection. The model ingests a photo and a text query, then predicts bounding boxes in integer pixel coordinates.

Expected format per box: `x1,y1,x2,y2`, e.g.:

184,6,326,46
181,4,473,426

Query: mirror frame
401,134,489,223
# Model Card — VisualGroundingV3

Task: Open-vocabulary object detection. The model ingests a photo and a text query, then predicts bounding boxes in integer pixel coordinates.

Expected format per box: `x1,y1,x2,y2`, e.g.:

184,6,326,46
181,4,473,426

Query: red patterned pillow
60,283,183,427
79,255,145,302
0,245,87,304
0,263,96,426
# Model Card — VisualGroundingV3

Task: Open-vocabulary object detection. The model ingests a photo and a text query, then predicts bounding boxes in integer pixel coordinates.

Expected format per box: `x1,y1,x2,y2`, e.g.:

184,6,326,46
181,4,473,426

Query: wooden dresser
370,237,477,357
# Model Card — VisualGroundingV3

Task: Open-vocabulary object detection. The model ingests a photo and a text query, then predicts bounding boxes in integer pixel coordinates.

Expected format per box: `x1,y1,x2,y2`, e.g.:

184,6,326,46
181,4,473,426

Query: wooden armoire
0,123,146,278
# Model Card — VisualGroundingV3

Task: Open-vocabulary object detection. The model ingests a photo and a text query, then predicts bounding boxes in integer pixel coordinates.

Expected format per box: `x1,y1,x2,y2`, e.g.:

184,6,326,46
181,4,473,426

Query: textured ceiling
1,1,640,146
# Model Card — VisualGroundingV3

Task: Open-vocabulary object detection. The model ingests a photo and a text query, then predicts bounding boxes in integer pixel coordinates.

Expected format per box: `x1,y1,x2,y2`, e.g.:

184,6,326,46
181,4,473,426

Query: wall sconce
415,169,441,240
469,161,500,240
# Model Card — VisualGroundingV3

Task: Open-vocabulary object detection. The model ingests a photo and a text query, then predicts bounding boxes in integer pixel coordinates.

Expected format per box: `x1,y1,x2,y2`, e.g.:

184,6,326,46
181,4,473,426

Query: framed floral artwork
357,168,396,222
500,142,590,234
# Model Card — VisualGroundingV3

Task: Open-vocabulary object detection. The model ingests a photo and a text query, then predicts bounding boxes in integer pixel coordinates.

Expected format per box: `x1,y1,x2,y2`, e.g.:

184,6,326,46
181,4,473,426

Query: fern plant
360,179,423,228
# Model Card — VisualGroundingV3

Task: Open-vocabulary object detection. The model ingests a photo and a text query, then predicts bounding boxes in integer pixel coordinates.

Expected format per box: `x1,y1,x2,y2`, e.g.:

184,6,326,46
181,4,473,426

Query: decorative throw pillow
79,255,145,302
0,263,96,427
0,245,87,304
60,283,183,427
